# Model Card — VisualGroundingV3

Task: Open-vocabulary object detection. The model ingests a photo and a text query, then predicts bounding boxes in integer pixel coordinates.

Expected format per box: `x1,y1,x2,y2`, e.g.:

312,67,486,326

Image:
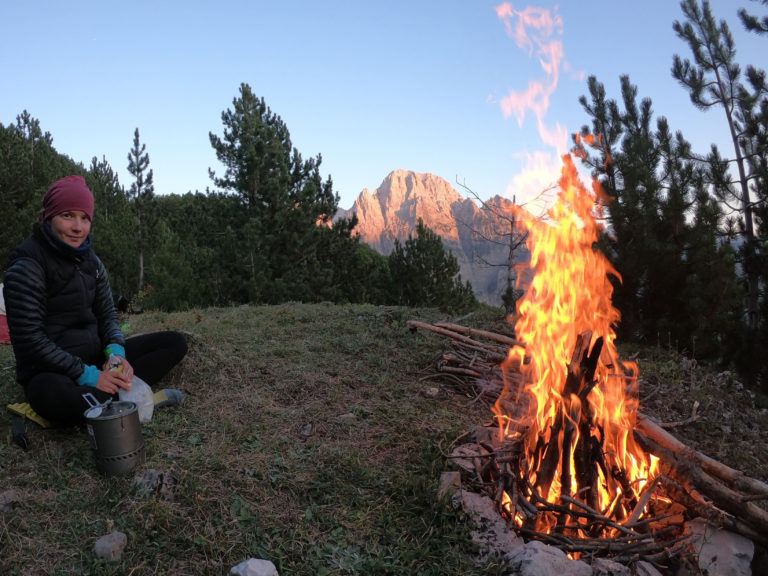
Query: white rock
437,471,461,500
505,540,592,576
0,489,21,514
591,557,630,575
94,531,127,561
230,558,278,576
634,560,664,576
687,519,754,576
450,443,484,475
452,490,522,562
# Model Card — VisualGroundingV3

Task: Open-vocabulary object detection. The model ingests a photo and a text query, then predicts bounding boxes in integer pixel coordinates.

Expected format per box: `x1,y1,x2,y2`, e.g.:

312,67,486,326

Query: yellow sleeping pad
7,402,53,428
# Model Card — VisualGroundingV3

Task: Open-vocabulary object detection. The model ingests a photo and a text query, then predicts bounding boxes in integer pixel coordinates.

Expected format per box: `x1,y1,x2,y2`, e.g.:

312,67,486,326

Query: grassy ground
0,303,507,576
2,303,767,575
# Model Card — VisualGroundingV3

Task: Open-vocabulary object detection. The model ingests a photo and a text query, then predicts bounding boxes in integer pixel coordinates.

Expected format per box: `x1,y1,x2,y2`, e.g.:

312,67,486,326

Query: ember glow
492,153,659,536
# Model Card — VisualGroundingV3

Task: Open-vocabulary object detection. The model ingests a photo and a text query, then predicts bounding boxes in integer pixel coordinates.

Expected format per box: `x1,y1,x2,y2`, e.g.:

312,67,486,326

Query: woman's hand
95,356,135,394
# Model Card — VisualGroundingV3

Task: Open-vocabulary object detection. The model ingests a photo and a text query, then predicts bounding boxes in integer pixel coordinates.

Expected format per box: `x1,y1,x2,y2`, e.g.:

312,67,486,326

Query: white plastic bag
119,375,154,423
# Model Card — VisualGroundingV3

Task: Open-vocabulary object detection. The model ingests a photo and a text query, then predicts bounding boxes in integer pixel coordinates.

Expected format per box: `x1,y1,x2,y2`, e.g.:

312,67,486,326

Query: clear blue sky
1,1,764,210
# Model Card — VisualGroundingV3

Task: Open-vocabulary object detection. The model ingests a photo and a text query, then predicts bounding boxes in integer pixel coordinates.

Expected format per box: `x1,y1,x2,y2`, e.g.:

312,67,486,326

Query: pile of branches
408,320,519,401
409,320,768,549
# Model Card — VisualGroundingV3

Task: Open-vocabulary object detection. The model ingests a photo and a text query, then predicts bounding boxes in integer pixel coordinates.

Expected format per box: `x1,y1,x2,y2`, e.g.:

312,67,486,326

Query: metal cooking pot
83,395,144,476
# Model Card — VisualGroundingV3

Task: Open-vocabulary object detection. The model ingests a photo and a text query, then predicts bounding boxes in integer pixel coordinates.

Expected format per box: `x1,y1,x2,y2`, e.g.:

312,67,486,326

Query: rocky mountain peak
349,169,468,254
339,170,531,306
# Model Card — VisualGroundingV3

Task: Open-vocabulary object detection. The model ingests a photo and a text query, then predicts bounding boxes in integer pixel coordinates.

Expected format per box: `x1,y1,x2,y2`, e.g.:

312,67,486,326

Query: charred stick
612,466,639,513
509,476,539,518
693,466,768,537
628,513,680,530
656,474,728,525
659,473,768,547
568,335,604,514
606,490,627,525
610,534,694,564
512,528,677,559
623,476,660,527
534,420,564,496
741,493,768,502
512,525,572,547
562,331,592,396
560,401,577,499
577,336,603,402
576,422,601,516
559,495,643,539
529,433,546,474
527,486,645,540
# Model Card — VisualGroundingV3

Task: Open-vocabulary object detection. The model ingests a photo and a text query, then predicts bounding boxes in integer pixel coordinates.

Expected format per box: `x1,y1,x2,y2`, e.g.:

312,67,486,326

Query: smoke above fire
493,3,585,211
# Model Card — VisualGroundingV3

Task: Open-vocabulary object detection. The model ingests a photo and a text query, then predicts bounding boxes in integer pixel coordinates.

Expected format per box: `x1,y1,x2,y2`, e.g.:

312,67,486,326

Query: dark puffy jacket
2,223,125,385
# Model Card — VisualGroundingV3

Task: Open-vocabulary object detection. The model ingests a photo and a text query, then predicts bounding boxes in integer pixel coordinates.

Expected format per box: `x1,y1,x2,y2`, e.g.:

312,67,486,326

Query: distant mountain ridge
336,169,531,306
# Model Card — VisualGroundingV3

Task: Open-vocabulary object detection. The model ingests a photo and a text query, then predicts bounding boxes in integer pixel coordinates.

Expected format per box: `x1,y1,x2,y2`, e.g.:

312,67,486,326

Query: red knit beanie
43,176,94,221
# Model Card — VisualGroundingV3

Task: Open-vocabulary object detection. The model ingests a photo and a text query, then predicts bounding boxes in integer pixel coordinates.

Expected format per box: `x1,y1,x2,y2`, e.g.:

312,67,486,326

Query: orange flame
493,153,658,531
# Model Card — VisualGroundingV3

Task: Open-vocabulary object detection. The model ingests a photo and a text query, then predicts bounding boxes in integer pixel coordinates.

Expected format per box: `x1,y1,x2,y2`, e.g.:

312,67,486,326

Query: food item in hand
108,354,123,372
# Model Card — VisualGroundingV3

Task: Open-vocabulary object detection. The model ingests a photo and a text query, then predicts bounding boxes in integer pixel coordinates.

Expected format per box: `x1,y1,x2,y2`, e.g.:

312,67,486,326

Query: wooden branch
436,366,483,378
408,320,508,353
450,342,507,363
655,400,700,428
433,322,524,348
636,414,768,499
657,475,768,546
623,478,658,528
534,423,563,497
635,432,768,546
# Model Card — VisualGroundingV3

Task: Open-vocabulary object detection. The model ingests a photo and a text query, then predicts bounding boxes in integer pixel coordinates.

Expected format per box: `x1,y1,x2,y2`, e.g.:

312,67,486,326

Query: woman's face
50,210,91,248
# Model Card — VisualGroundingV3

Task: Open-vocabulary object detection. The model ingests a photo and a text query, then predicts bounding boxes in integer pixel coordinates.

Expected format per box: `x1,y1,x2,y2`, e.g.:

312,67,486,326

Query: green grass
0,303,508,575
6,303,766,574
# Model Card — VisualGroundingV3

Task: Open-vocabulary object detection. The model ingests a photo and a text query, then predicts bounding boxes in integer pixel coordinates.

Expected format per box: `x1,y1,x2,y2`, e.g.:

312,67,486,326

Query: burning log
560,331,605,518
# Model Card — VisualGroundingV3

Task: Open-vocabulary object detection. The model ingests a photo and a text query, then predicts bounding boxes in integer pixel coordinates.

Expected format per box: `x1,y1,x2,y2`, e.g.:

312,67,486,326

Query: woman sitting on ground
3,175,187,426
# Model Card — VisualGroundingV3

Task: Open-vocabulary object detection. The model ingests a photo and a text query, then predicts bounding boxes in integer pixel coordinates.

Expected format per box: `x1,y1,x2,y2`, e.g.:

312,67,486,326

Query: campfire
488,153,676,560
410,153,768,568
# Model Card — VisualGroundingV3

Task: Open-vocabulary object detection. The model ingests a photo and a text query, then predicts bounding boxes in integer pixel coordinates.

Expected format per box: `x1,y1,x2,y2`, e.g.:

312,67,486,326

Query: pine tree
672,0,761,331
87,156,136,298
126,128,157,292
573,74,742,361
574,75,663,341
739,0,768,34
0,112,80,266
388,219,477,313
155,191,249,307
684,173,744,362
209,83,341,303
737,0,768,387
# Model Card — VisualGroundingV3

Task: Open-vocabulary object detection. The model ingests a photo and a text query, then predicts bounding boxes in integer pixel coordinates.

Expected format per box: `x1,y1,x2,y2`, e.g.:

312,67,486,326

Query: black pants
24,331,188,426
